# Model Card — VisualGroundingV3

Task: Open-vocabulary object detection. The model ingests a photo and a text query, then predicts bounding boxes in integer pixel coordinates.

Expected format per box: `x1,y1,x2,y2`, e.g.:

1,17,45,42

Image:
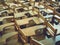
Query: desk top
14,12,27,18
29,6,33,10
7,3,22,9
23,2,29,5
7,9,14,14
16,17,43,25
15,7,23,12
21,25,46,36
35,4,44,9
28,10,38,16
38,5,53,13
0,16,13,21
23,7,28,10
6,2,22,7
19,1,25,3
8,3,18,7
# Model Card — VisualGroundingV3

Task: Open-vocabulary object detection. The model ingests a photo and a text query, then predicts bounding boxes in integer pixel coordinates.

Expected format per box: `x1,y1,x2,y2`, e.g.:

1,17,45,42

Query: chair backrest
46,21,57,37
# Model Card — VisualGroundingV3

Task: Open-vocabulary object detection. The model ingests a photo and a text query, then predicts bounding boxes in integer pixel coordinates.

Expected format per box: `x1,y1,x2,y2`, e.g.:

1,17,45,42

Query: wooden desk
8,3,18,8
35,2,39,7
21,25,46,36
7,9,14,14
0,32,18,45
28,6,33,10
35,4,53,13
15,7,23,12
0,16,13,21
23,2,29,5
6,2,22,7
19,1,25,3
40,8,53,13
14,12,27,18
23,2,32,9
7,3,22,10
17,4,22,7
16,17,43,25
28,10,38,16
23,7,28,10
0,10,7,15
35,4,44,9
0,22,14,32
15,19,29,26
0,5,7,11
43,3,60,15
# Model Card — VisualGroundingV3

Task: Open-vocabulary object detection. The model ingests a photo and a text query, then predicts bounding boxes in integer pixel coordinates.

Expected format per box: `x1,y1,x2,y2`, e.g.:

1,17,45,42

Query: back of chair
46,21,57,37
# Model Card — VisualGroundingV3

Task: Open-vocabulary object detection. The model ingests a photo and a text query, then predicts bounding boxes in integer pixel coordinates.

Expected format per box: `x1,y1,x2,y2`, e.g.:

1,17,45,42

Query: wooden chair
30,21,57,45
3,25,15,34
0,10,8,17
0,23,14,35
2,16,14,23
0,32,18,45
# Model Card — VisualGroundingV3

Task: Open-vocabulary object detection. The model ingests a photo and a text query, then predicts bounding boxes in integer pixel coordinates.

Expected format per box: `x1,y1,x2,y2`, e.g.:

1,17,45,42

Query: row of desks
0,0,60,45
26,1,60,45
12,0,47,43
